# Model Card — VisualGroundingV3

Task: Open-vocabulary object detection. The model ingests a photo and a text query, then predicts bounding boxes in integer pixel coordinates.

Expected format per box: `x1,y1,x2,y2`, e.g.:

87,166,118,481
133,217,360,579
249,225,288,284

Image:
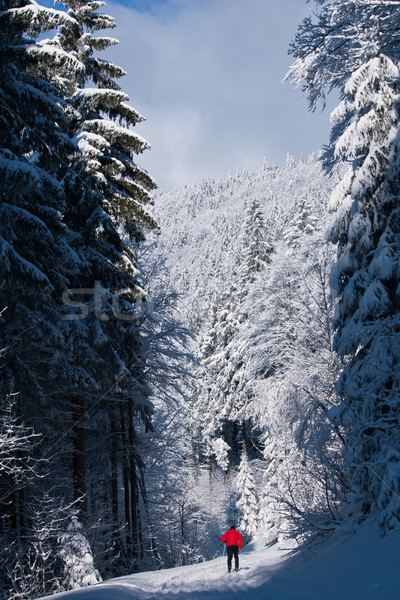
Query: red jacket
221,528,243,549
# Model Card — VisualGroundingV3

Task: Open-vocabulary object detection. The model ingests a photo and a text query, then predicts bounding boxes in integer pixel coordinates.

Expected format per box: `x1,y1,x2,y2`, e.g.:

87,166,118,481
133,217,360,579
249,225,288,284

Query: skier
221,525,243,572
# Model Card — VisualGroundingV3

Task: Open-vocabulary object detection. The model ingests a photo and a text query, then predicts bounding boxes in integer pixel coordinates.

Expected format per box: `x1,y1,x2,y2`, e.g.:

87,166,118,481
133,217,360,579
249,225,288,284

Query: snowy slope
39,522,400,600
149,156,335,334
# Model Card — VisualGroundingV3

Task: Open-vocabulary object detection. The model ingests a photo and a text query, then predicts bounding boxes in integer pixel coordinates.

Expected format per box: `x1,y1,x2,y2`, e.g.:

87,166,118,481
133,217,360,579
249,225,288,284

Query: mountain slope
150,155,334,334
39,522,400,600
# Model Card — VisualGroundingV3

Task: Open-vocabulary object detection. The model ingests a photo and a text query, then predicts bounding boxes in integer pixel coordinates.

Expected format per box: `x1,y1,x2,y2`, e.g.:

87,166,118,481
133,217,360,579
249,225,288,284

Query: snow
72,88,129,106
38,522,400,600
82,119,150,153
27,41,84,72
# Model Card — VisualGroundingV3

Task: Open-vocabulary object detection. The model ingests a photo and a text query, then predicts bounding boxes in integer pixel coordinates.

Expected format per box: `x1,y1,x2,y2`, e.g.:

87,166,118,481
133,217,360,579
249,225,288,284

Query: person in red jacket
221,525,243,572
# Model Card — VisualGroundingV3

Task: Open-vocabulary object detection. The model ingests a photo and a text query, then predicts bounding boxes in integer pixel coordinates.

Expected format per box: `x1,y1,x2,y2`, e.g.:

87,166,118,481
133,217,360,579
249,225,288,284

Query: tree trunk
128,398,138,561
119,404,131,546
241,422,247,456
110,411,119,529
138,465,162,569
72,395,86,520
191,441,198,484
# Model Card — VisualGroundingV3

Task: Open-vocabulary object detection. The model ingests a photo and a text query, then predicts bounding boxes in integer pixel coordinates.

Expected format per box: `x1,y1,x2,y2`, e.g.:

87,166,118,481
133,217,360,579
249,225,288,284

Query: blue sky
113,0,170,11
38,0,335,189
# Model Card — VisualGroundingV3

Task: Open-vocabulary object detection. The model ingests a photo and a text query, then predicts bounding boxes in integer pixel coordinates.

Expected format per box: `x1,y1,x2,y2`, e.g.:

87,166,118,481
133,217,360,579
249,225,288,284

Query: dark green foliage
0,0,160,594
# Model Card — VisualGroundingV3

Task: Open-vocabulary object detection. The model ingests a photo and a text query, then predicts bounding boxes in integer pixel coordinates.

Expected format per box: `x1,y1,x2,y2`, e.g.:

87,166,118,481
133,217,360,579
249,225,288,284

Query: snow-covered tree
282,195,319,248
0,6,84,593
153,157,339,547
0,0,77,402
0,0,161,590
7,494,77,600
192,197,274,471
0,391,41,597
236,450,262,539
240,198,273,279
289,0,400,533
55,0,157,233
59,515,102,590
212,437,231,473
34,0,161,557
239,187,344,543
287,0,400,113
194,289,242,451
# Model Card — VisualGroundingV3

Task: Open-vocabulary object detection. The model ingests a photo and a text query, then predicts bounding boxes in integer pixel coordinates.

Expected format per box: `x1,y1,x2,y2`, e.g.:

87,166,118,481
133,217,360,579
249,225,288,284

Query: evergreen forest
1,0,400,598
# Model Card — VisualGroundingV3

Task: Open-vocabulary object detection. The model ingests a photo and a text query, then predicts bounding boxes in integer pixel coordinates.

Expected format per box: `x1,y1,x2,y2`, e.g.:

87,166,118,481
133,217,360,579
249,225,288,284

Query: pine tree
0,0,78,400
23,0,158,543
55,0,157,233
330,54,400,532
1,0,160,587
289,0,400,532
240,189,343,542
240,198,273,279
236,449,261,539
48,0,161,569
282,195,319,248
212,437,230,473
59,515,102,590
192,199,273,471
0,3,85,584
193,289,245,468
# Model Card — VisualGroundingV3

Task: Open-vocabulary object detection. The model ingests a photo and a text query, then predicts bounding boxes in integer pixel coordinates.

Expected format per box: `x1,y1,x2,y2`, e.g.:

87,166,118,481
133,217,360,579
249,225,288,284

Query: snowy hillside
39,523,400,600
150,155,335,333
141,154,345,554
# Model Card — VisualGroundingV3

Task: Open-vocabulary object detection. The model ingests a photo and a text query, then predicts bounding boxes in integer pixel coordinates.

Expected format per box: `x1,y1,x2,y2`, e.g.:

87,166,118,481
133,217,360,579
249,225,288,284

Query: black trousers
227,544,239,571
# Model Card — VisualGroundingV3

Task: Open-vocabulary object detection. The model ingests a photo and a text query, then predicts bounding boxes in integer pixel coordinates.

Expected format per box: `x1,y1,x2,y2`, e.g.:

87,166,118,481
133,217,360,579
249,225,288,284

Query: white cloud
105,0,334,189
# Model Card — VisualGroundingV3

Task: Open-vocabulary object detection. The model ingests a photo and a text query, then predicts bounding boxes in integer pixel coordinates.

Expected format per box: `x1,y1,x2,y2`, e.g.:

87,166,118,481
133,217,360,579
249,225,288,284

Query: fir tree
241,189,343,542
49,0,161,570
240,198,273,278
289,0,400,532
0,4,83,587
59,515,102,590
212,437,230,473
192,199,273,470
0,0,78,401
1,0,159,588
236,449,261,539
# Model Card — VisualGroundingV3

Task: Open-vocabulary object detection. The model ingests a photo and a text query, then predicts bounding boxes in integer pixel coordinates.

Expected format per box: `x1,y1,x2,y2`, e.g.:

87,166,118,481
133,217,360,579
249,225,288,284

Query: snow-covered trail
39,539,288,600
40,523,400,600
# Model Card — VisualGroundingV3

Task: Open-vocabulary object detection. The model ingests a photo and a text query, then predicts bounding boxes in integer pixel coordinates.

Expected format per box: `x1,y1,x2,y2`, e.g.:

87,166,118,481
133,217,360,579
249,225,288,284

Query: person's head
230,524,236,530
